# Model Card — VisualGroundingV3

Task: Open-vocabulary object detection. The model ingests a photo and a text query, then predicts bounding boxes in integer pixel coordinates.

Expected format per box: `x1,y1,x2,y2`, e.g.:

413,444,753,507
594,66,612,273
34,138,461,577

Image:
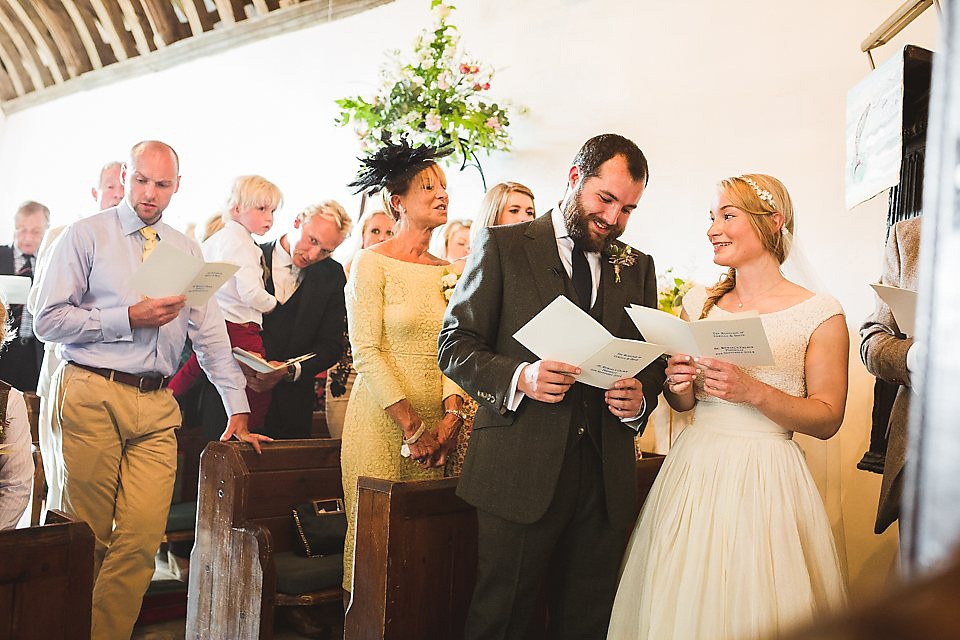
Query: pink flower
482,82,490,90
460,63,471,74
425,112,443,132
486,116,501,130
473,83,483,91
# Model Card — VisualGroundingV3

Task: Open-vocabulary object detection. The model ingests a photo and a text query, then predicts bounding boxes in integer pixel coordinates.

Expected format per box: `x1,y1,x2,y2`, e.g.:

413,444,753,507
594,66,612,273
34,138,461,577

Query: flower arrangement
440,269,460,302
335,1,515,183
657,269,694,316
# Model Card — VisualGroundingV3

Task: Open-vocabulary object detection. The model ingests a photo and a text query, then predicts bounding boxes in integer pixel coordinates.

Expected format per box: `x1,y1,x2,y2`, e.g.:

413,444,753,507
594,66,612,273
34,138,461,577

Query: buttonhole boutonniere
440,269,460,302
605,244,637,284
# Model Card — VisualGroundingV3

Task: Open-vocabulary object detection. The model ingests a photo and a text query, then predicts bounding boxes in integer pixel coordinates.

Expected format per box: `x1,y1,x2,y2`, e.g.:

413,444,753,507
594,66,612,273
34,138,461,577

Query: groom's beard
563,187,625,253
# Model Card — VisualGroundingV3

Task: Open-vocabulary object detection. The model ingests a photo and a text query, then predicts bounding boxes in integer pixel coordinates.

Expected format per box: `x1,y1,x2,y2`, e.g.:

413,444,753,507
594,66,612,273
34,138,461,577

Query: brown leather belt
69,361,171,392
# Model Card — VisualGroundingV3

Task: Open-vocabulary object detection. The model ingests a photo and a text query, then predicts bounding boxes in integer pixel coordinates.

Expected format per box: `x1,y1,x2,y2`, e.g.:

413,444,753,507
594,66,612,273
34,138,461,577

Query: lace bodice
681,286,844,404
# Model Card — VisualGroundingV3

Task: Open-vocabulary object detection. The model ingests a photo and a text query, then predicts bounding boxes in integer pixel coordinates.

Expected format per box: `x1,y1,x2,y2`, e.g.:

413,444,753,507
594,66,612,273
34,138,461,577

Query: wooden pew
22,391,44,527
0,510,94,640
186,439,344,640
345,454,665,640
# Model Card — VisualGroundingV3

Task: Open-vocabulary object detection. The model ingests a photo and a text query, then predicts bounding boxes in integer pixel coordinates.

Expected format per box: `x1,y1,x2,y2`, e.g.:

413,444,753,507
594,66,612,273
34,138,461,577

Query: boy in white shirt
169,175,281,429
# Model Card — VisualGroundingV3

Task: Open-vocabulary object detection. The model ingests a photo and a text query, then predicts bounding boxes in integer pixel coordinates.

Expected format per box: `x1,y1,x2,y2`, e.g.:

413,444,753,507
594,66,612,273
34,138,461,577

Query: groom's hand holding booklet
512,295,665,389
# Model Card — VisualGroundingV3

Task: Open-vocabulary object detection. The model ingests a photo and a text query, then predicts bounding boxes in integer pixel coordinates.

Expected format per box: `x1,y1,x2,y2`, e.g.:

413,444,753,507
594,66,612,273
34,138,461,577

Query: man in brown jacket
860,215,923,534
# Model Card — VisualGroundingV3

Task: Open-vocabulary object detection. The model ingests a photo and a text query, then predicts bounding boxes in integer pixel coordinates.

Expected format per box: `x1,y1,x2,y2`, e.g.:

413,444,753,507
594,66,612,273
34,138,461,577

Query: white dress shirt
271,237,303,305
202,219,277,325
506,205,644,426
268,238,303,381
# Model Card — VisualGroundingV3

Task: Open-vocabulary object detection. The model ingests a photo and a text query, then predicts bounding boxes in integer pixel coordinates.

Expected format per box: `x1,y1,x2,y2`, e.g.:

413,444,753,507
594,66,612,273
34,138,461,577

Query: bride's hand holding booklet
128,240,239,307
232,348,316,374
624,304,775,367
512,295,665,389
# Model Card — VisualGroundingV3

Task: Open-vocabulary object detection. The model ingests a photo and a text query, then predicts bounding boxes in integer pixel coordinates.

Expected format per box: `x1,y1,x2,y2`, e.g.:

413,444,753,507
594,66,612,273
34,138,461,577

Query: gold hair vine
738,176,777,210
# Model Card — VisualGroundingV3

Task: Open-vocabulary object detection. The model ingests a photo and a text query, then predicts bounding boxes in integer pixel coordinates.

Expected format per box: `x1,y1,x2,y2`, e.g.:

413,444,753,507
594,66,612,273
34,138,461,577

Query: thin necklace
733,279,783,309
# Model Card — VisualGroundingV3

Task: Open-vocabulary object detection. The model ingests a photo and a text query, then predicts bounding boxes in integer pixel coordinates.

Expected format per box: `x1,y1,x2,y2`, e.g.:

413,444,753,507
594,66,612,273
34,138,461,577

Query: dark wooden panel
0,515,94,640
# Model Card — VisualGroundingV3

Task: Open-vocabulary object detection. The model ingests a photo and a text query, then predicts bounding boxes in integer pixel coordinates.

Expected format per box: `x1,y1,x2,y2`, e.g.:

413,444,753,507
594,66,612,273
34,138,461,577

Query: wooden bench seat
186,439,344,640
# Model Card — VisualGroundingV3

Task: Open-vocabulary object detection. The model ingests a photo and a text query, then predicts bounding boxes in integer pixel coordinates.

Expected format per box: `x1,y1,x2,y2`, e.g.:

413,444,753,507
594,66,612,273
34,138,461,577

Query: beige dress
607,286,847,639
340,249,462,591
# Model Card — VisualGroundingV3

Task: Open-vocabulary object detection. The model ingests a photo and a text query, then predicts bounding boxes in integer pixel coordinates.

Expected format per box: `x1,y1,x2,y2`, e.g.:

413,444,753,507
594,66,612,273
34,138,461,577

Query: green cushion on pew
166,501,197,532
274,552,344,595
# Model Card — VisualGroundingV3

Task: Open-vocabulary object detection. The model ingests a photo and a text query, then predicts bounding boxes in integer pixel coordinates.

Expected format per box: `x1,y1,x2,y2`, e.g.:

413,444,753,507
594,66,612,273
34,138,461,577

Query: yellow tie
139,226,158,261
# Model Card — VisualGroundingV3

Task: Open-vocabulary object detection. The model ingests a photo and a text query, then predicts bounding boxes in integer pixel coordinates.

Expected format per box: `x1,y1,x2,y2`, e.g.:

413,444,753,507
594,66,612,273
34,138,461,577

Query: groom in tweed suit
439,134,666,639
860,215,923,535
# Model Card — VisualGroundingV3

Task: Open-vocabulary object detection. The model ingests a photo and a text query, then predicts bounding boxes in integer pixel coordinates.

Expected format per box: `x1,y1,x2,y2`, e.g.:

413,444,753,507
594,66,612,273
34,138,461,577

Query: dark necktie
571,247,593,311
15,254,34,339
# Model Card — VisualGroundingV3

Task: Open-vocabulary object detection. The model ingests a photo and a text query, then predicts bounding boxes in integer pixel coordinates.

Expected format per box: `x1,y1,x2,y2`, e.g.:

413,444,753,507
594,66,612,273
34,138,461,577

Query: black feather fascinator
348,136,453,196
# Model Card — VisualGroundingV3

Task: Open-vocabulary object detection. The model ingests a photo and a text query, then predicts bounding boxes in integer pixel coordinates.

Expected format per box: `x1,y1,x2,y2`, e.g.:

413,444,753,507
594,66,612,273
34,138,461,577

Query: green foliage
657,269,695,316
334,2,515,167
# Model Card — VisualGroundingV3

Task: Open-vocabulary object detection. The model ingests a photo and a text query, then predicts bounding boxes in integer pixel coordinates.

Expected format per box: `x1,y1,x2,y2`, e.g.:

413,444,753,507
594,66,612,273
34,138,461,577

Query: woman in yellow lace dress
340,139,467,595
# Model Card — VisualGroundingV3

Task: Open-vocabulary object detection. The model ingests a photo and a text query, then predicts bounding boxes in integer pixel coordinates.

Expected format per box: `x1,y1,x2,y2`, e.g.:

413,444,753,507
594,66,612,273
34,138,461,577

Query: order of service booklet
512,295,665,389
624,304,775,367
0,275,31,305
869,283,916,336
128,240,239,307
232,348,317,374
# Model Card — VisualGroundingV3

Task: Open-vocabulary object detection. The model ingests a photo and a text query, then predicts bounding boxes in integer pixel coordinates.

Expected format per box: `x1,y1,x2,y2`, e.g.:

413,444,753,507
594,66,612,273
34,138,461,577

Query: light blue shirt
33,200,250,415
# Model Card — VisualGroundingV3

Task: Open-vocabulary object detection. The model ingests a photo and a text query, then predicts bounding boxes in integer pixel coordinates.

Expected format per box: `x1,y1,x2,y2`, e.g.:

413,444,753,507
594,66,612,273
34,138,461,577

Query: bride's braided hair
700,174,795,318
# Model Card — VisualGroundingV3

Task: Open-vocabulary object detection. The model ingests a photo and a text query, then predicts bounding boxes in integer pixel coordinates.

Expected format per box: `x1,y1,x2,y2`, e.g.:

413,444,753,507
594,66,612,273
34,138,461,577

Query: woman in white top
607,174,848,640
0,301,34,529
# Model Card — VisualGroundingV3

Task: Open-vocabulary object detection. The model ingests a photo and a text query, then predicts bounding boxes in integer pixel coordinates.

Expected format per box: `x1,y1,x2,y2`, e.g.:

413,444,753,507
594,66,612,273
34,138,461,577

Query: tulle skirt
607,402,846,640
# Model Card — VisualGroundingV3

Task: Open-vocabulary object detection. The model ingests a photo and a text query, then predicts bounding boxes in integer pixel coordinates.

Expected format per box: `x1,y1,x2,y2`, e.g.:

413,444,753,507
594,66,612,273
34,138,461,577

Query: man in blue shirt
34,140,271,639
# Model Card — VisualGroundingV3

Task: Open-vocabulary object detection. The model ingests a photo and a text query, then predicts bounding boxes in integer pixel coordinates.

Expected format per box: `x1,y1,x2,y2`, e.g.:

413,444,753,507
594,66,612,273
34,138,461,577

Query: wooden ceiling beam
212,0,244,25
116,0,157,54
34,0,92,77
0,26,28,95
57,0,108,69
75,0,118,65
140,0,188,46
3,0,67,83
89,0,138,61
0,3,52,89
0,62,15,100
179,0,215,35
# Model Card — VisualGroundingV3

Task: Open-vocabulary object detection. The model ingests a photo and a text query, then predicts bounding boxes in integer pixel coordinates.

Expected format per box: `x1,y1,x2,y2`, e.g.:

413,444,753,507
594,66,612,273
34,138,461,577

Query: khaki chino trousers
52,363,180,639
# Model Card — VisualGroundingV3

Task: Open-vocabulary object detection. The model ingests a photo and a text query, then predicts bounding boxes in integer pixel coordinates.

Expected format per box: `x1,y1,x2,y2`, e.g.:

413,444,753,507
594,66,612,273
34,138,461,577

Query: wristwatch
285,364,297,381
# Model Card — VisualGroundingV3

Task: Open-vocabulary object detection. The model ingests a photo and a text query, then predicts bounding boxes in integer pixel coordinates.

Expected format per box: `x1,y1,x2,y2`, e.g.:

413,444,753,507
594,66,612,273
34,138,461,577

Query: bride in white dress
607,174,848,640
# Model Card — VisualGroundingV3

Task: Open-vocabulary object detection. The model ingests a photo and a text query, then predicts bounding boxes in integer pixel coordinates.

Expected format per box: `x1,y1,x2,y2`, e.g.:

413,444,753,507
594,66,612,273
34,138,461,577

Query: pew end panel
345,476,478,640
186,439,344,640
0,510,94,640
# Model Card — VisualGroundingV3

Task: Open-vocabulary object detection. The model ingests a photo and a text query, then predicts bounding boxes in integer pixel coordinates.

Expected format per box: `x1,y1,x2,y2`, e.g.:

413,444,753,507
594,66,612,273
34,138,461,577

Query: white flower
437,71,452,90
444,288,455,301
411,74,425,87
425,112,443,132
433,3,451,20
441,273,459,288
